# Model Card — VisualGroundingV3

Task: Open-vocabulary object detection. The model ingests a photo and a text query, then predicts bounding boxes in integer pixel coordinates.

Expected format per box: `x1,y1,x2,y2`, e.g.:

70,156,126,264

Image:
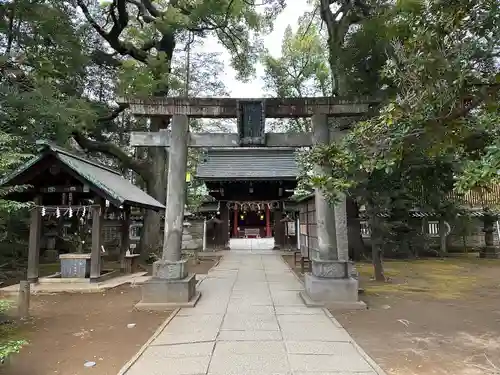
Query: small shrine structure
0,141,164,284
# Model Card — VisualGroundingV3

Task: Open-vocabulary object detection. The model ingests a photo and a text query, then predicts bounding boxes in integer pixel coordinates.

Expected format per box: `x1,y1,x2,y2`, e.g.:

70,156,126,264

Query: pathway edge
278,253,388,375
116,307,180,375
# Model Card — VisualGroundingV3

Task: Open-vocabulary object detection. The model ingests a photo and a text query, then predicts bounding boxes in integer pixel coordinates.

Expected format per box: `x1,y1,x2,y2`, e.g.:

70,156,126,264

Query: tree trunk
138,118,168,259
74,6,179,261
438,218,447,257
346,197,364,261
368,205,385,282
372,240,385,281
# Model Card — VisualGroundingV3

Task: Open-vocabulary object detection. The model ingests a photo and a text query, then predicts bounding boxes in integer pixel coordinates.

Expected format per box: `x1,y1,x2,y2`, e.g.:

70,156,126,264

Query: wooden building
195,147,299,249
0,141,164,282
296,192,500,261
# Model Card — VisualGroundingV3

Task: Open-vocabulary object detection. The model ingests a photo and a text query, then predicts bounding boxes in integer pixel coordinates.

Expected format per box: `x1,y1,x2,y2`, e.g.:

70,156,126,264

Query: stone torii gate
127,96,378,310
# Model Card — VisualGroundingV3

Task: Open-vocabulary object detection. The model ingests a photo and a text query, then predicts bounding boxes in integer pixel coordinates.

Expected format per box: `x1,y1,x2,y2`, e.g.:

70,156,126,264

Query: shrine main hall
195,146,300,250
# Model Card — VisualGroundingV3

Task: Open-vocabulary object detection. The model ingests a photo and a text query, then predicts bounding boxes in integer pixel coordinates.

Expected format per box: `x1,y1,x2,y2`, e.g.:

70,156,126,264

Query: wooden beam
90,199,103,282
119,97,380,118
28,186,86,193
120,206,131,273
27,195,42,283
130,131,314,148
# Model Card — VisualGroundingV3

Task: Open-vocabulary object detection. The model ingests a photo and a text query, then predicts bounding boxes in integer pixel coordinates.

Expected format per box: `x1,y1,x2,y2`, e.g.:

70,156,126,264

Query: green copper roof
1,142,165,211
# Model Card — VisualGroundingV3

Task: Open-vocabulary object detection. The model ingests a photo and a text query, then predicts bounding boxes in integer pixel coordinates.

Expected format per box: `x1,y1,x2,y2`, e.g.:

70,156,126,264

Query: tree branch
97,103,130,123
72,130,152,181
77,0,149,63
434,84,500,126
90,49,122,68
141,0,160,17
125,0,155,23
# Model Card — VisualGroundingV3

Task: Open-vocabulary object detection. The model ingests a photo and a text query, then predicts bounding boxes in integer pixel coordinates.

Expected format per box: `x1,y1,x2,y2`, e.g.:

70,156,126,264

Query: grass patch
357,258,499,300
39,263,60,276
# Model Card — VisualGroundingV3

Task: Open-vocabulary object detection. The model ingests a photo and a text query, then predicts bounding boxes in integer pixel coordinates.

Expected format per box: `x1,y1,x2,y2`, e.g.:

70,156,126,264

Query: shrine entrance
126,96,378,309
195,146,298,250
229,237,276,252
233,210,265,237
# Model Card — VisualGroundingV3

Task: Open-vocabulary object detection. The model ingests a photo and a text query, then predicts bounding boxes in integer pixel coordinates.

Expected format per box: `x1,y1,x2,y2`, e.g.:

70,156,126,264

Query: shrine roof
196,148,298,181
0,142,165,211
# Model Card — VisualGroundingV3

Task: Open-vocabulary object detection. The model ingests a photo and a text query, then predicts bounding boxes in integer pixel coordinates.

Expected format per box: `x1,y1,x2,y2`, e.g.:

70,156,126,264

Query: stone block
136,273,200,310
311,258,354,279
302,273,366,310
152,259,187,280
479,246,500,259
59,253,91,278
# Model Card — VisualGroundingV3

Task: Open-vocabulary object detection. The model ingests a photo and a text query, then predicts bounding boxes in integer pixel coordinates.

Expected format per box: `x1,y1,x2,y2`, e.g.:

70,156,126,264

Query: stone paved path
122,252,384,375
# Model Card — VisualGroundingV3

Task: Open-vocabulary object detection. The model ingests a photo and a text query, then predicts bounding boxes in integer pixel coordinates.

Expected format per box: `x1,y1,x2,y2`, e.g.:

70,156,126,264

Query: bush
0,300,26,364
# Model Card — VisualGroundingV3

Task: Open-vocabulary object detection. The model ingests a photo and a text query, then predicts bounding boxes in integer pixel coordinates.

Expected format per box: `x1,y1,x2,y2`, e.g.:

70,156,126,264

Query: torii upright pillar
300,114,366,310
136,115,200,310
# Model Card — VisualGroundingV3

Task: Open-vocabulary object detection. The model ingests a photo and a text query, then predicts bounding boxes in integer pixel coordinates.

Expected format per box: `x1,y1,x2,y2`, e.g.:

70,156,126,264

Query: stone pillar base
301,273,366,310
152,259,188,279
135,274,201,310
135,258,200,310
479,246,500,259
311,258,354,278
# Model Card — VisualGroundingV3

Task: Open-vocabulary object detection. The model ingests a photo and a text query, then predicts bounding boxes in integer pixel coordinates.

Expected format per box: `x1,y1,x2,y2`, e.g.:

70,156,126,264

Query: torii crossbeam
122,96,380,148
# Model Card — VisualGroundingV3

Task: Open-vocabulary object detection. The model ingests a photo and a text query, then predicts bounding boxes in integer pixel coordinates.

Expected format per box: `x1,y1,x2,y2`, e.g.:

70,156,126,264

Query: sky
197,0,313,98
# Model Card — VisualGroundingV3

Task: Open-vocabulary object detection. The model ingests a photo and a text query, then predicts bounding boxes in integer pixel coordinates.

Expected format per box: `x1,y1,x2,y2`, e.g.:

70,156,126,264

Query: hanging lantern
69,207,73,218
41,206,46,216
56,207,61,218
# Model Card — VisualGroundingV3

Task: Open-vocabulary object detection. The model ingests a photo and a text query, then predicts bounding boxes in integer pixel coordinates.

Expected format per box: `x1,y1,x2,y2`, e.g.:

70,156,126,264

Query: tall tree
262,10,330,133
0,0,98,150
262,4,389,261
74,0,285,256
307,0,500,279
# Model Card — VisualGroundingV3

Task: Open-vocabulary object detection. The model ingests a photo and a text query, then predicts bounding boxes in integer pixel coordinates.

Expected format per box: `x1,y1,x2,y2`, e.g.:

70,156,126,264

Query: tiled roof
196,148,298,181
1,142,164,210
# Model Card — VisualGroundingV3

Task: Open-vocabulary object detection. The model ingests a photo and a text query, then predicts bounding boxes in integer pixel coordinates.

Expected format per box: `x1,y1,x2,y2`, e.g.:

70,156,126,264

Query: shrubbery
0,300,26,364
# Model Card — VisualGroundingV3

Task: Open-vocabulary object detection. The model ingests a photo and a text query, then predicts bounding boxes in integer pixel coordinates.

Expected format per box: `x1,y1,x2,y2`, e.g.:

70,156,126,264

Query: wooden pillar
273,208,284,249
220,202,230,249
18,280,30,319
202,218,207,251
233,206,238,238
120,206,131,272
295,214,300,250
90,199,103,282
265,205,271,238
27,195,42,283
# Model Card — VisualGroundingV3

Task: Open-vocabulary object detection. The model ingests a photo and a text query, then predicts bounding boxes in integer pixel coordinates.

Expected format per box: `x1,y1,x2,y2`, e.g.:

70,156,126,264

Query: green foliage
0,1,100,146
0,333,26,363
0,300,27,363
336,3,394,96
0,300,10,314
295,0,499,262
262,12,331,98
262,10,330,132
306,0,500,201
